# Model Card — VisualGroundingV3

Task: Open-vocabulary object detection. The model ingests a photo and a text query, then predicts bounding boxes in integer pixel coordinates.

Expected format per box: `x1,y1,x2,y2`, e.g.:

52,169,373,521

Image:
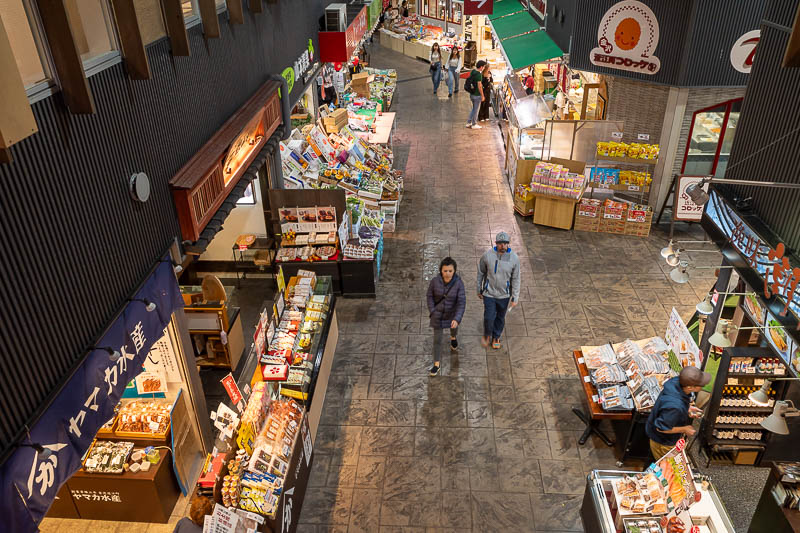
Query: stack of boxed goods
322,108,348,134
588,168,652,188
575,198,653,236
596,141,660,161
350,72,371,98
513,184,535,216
530,161,586,199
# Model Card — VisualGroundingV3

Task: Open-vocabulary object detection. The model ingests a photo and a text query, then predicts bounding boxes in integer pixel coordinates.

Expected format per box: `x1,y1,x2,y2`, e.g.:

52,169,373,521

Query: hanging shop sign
170,81,282,242
704,190,800,329
0,260,183,533
589,0,661,75
674,176,706,221
346,7,368,58
530,0,546,20
464,0,494,16
730,29,760,74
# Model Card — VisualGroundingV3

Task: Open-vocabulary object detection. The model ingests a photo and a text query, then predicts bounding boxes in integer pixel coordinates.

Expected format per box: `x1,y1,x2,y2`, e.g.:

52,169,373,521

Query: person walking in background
446,46,461,97
465,60,486,128
478,67,493,121
426,257,466,376
478,232,520,348
430,42,443,95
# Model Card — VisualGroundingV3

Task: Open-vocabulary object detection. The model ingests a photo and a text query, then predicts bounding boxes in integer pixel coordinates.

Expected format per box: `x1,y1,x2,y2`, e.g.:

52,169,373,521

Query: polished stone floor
294,41,740,533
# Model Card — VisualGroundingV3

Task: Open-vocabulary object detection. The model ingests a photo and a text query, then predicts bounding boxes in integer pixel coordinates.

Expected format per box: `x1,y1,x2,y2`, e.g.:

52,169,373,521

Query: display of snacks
614,472,668,515
275,247,297,262
316,245,337,259
344,243,373,259
596,141,660,160
598,384,634,411
583,344,618,369
83,440,134,474
591,363,628,385
530,161,585,199
116,400,171,436
623,518,663,533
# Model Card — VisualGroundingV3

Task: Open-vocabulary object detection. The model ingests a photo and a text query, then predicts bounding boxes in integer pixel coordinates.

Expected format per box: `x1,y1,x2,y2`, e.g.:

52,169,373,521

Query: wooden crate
624,209,654,237
598,206,627,234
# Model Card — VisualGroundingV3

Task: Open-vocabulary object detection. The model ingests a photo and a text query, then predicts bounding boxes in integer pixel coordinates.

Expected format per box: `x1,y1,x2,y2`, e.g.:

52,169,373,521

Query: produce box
624,209,653,237
599,206,627,234
513,193,534,216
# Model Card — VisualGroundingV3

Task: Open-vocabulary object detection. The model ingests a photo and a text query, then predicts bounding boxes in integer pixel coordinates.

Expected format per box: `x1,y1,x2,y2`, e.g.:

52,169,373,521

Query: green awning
488,0,525,20
500,30,564,71
490,11,540,40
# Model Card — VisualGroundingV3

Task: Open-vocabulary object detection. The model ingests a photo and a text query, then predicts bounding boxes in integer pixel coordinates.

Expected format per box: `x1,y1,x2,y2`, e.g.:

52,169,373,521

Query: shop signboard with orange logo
589,0,661,75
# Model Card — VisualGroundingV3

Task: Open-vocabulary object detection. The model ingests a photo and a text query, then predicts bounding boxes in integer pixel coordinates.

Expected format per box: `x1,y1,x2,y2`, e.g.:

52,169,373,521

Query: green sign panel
281,66,295,94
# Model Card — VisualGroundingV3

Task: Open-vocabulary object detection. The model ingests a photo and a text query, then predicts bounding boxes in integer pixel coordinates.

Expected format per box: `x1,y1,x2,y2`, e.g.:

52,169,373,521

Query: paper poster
210,503,239,533
338,211,350,246
765,309,792,367
742,288,766,326
665,308,702,368
297,207,318,232
279,207,299,233
276,293,285,319
135,370,168,394
144,327,182,383
317,206,337,231
212,402,239,439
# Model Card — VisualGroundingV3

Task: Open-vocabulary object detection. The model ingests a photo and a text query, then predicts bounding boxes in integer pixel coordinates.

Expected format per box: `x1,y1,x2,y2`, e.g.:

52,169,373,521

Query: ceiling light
709,319,732,348
696,294,714,315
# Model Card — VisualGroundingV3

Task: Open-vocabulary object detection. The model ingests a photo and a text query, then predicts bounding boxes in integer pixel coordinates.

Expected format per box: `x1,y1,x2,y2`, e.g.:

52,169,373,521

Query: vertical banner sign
0,259,183,533
220,373,244,412
345,7,368,59
464,0,494,15
589,1,661,75
673,176,706,221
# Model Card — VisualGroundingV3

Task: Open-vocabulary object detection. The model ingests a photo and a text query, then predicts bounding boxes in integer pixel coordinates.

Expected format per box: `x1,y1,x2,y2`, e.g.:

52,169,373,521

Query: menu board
765,308,793,368
317,206,337,231
279,207,299,233
665,308,702,368
297,207,318,233
742,289,766,327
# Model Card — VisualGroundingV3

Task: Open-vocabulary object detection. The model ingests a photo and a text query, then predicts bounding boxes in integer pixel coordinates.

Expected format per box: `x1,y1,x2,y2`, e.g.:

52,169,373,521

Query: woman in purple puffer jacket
426,257,466,376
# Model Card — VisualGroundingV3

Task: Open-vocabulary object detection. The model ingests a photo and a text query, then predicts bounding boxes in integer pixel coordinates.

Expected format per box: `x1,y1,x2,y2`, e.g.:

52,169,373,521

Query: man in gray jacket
478,232,521,348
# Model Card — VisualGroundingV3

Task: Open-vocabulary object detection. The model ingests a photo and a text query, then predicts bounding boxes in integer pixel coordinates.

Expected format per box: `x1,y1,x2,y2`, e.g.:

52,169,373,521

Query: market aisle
296,43,740,533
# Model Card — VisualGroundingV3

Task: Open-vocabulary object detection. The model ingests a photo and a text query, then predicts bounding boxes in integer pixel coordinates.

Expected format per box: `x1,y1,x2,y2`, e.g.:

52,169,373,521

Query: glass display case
580,469,736,533
502,74,550,161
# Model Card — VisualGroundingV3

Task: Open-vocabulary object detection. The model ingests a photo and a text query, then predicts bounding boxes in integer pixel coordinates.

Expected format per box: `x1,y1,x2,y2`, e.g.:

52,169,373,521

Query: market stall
194,270,339,532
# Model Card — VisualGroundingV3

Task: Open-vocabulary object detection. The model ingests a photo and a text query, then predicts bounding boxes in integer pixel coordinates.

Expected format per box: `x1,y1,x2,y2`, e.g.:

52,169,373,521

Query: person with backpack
478,232,521,349
465,60,487,129
426,257,466,376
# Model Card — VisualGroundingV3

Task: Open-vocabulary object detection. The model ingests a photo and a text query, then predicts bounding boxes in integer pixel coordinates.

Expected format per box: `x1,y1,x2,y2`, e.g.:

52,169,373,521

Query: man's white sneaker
465,123,472,128
471,124,482,129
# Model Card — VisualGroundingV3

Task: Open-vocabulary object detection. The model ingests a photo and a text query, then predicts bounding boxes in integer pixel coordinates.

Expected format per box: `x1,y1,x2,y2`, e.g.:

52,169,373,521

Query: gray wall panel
0,2,326,457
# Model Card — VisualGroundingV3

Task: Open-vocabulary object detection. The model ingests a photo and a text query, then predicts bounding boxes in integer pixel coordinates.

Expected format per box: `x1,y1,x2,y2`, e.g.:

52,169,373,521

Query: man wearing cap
645,366,709,459
478,232,521,349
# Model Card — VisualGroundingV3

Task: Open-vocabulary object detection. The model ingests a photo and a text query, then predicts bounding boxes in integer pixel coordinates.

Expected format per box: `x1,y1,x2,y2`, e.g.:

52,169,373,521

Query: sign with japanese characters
705,190,800,331
0,259,183,533
674,176,706,221
730,29,760,74
589,1,661,75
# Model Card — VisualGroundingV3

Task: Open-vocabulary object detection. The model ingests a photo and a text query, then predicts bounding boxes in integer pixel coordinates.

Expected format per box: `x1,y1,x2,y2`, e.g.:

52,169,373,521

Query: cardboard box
513,194,535,216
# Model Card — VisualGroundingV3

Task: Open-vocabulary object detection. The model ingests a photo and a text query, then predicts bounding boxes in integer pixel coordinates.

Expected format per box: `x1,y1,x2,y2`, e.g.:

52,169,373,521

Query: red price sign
464,0,494,15
220,373,243,409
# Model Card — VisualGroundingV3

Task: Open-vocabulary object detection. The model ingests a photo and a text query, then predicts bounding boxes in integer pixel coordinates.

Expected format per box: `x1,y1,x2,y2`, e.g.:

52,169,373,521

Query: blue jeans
483,296,510,339
447,66,459,94
431,63,442,92
468,94,482,125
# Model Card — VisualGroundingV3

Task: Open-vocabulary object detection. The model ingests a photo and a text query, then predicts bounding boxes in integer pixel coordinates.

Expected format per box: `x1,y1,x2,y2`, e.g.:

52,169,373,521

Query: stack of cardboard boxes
351,72,371,98
322,108,348,134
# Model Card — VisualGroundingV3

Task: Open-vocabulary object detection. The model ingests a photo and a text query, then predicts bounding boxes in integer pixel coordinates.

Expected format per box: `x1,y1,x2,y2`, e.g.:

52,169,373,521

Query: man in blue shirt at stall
646,366,710,460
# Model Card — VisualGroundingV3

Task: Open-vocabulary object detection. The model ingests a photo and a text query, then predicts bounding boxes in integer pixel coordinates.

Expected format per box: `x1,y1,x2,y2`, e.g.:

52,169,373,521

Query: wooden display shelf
531,191,583,230
587,182,651,193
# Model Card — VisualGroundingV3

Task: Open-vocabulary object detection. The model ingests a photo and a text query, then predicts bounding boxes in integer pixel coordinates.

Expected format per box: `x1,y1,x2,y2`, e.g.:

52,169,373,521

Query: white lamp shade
709,320,732,348
661,241,674,258
761,413,790,435
748,387,771,406
666,253,681,267
670,267,690,283
696,295,713,315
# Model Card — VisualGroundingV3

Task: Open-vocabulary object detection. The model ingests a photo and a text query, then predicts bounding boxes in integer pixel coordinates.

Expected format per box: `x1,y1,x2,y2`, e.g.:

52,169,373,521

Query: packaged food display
596,141,660,160
83,440,134,474
591,363,628,385
598,384,634,411
649,446,698,512
116,400,171,435
583,344,618,369
529,161,585,199
614,472,668,515
623,518,663,533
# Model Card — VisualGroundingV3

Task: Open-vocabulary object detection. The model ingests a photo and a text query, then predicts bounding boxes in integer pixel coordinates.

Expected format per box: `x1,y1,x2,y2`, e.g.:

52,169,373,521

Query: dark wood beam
35,0,95,113
161,0,191,56
0,148,12,164
198,0,221,38
249,0,263,14
784,3,800,68
227,0,244,24
110,0,151,79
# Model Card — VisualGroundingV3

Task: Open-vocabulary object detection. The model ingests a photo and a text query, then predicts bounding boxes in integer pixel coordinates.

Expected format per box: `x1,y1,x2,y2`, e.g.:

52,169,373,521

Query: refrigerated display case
501,74,552,188
581,469,736,533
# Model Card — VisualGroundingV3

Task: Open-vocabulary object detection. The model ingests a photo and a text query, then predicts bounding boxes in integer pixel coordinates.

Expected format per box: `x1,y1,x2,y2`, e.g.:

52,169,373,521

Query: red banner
220,373,243,409
346,7,368,59
464,0,494,15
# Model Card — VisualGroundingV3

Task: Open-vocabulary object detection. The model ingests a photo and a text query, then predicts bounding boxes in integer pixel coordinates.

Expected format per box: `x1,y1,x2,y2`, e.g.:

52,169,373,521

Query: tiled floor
294,41,734,533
